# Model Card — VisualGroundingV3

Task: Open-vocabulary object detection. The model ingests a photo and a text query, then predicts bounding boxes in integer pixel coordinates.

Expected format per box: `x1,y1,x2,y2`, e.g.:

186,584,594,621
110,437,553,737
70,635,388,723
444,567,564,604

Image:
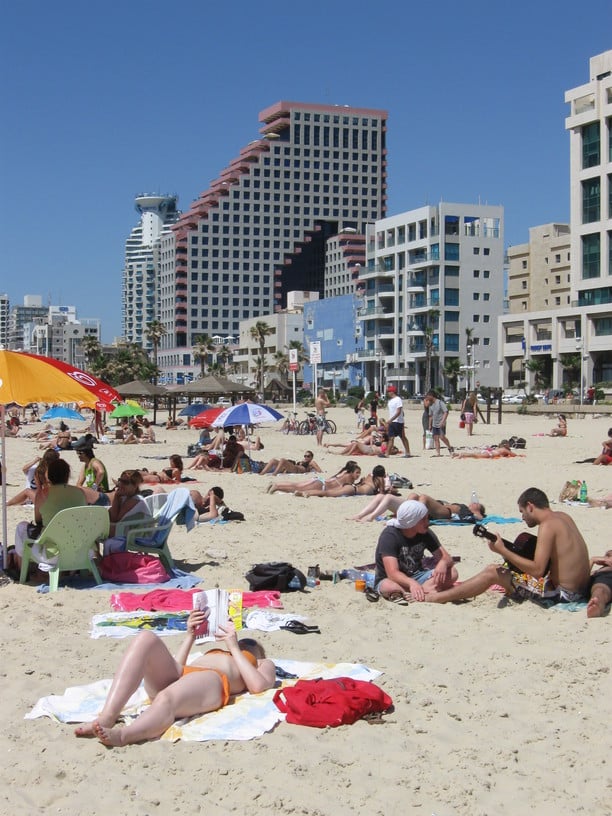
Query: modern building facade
29,308,101,368
324,230,366,298
0,294,9,349
157,101,388,383
357,203,504,394
122,194,180,349
8,295,48,350
507,224,571,314
499,50,612,392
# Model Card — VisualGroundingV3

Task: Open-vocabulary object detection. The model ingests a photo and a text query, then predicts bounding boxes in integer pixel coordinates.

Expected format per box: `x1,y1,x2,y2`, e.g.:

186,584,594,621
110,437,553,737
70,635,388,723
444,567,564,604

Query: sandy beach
1,405,611,815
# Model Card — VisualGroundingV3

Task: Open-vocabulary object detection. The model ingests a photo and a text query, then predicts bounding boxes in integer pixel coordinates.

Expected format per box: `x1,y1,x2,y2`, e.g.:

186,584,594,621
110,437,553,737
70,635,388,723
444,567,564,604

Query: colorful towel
25,659,382,742
430,515,521,526
110,588,283,612
91,611,189,638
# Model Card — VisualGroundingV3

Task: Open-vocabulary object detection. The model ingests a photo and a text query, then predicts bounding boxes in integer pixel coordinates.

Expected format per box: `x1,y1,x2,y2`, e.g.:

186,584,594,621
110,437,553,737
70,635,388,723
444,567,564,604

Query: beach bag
245,561,306,592
459,419,465,429
425,430,434,450
99,552,170,584
221,507,245,522
508,436,526,449
273,677,393,728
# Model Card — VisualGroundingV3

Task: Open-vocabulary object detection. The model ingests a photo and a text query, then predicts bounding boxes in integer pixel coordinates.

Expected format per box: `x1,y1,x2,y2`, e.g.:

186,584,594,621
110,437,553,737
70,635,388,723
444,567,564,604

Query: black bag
245,561,306,592
508,436,526,449
221,507,245,522
187,443,201,457
26,521,43,540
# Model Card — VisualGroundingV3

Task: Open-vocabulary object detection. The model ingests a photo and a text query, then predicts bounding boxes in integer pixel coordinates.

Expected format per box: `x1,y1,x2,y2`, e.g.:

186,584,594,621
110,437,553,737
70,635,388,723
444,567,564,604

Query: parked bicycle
298,412,337,436
280,411,300,435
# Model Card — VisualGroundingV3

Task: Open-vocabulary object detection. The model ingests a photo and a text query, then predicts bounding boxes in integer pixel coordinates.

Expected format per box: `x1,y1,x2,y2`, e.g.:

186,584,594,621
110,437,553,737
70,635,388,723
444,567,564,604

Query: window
522,260,527,269
582,122,600,168
444,289,459,306
522,280,527,290
473,247,480,255
473,270,480,278
582,178,600,222
473,293,480,300
582,234,600,279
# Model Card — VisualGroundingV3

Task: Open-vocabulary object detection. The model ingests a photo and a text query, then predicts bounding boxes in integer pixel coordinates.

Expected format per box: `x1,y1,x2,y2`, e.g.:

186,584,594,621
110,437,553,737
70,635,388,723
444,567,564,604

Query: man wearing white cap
385,384,411,457
374,499,457,603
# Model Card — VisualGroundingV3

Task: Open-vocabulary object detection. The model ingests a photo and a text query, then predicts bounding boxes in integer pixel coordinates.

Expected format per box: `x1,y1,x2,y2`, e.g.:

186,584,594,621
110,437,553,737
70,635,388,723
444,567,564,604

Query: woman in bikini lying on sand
294,465,396,498
75,615,275,747
140,454,183,484
267,460,361,494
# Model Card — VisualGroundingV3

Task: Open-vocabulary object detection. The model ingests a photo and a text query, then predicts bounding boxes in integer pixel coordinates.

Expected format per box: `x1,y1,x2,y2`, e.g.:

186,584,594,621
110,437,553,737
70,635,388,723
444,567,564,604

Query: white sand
1,407,611,815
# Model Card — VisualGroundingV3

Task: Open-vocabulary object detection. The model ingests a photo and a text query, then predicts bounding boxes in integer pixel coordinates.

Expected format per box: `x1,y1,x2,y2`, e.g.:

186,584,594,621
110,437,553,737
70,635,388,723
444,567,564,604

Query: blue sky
1,1,610,342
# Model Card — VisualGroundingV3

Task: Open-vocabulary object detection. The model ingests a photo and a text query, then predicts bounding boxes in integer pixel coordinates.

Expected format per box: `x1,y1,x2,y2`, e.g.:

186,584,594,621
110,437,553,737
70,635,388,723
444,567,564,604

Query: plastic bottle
471,489,479,505
579,481,588,503
288,575,302,590
340,568,364,582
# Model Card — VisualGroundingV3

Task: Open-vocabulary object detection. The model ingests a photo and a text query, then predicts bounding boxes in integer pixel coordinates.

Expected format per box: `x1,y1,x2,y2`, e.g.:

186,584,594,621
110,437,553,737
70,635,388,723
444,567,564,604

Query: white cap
386,500,428,529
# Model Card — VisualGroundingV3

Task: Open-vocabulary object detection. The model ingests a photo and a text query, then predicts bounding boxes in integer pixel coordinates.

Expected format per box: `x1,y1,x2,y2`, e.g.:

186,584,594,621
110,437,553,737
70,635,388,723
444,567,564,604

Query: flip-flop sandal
280,620,321,635
365,588,380,603
386,592,412,606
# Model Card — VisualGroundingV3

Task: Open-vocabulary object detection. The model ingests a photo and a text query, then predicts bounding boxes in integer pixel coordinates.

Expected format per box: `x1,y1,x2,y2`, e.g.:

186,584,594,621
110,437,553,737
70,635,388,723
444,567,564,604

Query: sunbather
295,465,395,498
141,454,183,484
593,428,612,465
74,617,275,746
452,440,518,459
190,486,225,521
324,436,388,456
259,451,322,476
267,460,361,494
548,414,567,437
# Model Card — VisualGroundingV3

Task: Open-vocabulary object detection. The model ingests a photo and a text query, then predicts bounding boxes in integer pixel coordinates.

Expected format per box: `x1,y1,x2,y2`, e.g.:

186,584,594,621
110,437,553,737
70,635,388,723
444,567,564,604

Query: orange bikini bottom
181,666,230,706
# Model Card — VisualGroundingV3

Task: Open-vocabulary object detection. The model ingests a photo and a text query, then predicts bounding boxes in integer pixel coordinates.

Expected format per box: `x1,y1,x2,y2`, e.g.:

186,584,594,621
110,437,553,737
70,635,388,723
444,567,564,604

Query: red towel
111,588,283,612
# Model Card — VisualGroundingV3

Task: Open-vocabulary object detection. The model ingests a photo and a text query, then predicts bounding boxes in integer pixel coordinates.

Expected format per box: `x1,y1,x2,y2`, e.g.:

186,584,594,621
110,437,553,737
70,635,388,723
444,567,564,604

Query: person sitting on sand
586,550,612,618
452,440,518,459
141,454,184,484
593,428,612,466
425,487,591,605
268,460,361,494
74,616,275,747
294,465,397,498
189,486,225,522
548,414,567,437
374,500,458,603
259,451,322,476
108,470,151,537
6,449,59,507
39,421,72,451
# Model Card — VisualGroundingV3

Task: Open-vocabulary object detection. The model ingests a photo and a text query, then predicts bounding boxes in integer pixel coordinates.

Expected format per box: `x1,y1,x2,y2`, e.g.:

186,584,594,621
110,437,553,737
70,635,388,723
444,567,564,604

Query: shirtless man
74,616,274,747
314,388,330,447
259,450,322,476
426,487,591,605
586,550,612,618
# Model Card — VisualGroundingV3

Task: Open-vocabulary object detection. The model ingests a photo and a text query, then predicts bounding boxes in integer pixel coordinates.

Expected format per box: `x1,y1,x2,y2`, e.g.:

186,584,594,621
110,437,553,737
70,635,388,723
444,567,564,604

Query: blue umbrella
211,403,283,428
178,403,213,418
41,405,86,422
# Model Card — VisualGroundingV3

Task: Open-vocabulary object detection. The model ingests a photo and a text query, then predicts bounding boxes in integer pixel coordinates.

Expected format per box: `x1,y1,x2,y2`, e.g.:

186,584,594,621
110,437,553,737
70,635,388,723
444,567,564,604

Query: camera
473,523,497,543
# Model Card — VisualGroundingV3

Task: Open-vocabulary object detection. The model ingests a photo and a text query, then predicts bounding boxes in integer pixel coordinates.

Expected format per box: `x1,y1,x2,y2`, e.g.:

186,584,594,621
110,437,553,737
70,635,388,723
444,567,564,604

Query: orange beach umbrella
0,351,122,566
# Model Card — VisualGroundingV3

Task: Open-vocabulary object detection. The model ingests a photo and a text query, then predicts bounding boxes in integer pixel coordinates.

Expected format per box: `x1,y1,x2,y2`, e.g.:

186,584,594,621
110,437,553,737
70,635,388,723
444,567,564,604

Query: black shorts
589,570,612,592
387,421,404,439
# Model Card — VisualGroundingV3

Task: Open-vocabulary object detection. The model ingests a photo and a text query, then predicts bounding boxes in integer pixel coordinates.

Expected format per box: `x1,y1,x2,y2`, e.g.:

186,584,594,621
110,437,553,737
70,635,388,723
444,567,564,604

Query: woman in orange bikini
74,614,275,747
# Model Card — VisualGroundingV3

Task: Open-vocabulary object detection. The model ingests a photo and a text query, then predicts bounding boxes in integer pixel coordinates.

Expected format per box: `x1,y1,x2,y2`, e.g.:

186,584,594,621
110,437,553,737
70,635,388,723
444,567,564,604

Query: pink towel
111,588,283,612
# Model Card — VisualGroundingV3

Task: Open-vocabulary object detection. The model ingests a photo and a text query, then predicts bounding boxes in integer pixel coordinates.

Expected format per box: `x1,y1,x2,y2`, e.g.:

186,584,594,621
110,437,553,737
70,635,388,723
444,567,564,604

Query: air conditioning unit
355,326,361,337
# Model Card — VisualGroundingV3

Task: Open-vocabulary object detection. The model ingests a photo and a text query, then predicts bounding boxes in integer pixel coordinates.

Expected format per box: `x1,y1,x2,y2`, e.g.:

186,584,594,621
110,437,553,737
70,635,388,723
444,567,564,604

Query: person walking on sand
461,391,478,437
384,385,411,457
425,487,591,605
424,391,454,456
74,616,274,747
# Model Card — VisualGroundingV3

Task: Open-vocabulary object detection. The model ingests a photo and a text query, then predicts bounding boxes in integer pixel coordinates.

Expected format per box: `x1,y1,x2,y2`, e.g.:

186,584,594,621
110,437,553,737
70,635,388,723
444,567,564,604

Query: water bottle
288,574,302,590
579,481,588,503
471,489,479,505
340,568,364,582
306,566,318,588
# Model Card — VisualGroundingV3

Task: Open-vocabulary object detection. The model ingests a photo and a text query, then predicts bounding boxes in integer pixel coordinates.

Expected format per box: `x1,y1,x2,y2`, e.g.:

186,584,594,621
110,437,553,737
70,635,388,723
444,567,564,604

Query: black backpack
245,562,306,592
508,436,527,449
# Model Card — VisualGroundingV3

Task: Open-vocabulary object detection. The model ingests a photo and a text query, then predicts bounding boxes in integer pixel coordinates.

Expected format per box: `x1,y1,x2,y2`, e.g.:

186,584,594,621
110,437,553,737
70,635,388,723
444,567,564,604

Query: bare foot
93,720,125,747
586,596,605,618
74,721,98,738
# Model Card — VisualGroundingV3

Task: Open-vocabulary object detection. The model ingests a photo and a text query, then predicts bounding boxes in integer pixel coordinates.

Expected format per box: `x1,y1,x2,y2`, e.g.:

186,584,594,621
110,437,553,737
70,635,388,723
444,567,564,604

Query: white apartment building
324,230,366,297
157,101,388,384
499,50,612,392
357,203,504,394
122,194,180,349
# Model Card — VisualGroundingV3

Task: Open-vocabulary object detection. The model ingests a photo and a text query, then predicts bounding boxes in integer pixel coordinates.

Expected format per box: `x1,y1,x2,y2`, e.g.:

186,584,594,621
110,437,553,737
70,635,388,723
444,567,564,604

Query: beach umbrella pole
1,405,7,569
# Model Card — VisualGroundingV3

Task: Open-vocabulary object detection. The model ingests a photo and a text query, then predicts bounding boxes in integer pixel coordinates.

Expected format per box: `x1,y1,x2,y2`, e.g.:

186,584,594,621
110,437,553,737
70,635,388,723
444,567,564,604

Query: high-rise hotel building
122,194,180,349
157,101,388,382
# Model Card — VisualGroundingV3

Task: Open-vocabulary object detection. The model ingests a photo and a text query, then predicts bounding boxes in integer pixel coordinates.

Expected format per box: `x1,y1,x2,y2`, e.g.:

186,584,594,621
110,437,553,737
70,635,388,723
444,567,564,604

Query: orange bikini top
206,648,258,667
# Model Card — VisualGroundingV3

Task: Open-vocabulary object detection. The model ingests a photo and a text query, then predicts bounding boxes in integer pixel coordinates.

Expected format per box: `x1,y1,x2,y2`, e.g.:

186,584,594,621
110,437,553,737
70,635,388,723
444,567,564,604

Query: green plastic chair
20,506,109,591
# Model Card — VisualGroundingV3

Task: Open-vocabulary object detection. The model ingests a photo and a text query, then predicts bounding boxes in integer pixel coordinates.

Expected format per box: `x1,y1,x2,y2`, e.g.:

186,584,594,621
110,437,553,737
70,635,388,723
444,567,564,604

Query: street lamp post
577,338,584,407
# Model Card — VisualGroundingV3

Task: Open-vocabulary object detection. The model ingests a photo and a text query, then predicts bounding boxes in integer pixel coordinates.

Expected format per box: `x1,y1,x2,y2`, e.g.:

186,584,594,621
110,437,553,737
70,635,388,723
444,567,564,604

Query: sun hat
386,500,428,529
387,385,397,392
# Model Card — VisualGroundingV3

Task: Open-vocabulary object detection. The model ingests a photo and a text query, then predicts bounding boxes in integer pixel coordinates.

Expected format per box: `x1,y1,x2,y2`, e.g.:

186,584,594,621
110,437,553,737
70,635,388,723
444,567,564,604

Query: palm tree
192,334,214,377
443,358,461,400
273,350,289,385
525,358,545,393
559,353,581,391
82,335,102,372
424,309,439,393
250,321,275,395
145,320,167,385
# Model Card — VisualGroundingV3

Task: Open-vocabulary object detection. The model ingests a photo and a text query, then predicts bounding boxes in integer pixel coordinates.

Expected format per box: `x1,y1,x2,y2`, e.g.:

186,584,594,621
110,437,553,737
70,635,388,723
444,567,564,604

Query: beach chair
122,488,196,573
20,506,108,592
113,493,167,540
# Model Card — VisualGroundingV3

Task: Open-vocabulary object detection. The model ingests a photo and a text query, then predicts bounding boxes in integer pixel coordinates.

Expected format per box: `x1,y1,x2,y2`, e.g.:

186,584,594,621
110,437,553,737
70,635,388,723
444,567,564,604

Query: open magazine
192,589,243,643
